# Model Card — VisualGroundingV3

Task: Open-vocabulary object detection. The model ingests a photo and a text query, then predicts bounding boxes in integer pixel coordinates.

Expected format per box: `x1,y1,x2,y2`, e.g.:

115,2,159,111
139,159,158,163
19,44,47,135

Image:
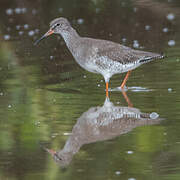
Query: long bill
34,29,54,45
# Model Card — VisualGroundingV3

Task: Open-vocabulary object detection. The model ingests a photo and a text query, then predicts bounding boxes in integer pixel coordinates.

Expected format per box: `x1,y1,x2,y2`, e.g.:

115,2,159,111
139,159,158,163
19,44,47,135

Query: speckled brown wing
94,39,163,64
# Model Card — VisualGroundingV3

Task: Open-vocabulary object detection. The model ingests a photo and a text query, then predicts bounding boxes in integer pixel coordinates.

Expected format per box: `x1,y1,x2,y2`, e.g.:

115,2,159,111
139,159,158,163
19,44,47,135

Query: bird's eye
56,23,60,26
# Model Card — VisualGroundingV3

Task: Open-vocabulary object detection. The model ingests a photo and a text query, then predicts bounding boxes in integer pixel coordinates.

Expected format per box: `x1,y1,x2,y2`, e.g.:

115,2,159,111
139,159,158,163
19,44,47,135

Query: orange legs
105,70,132,97
106,82,109,97
120,70,132,89
120,70,133,107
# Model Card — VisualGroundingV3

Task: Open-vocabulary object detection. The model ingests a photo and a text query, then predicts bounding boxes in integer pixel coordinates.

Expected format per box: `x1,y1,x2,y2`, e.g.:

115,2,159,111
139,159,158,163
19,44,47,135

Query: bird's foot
112,85,128,92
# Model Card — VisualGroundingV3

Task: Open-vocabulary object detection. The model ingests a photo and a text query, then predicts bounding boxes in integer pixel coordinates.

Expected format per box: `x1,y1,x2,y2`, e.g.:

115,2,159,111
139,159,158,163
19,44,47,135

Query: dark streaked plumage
35,17,164,95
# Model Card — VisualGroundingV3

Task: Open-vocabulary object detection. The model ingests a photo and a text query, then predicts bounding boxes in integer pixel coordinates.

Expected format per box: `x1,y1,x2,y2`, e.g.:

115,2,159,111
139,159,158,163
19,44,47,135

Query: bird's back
81,37,164,65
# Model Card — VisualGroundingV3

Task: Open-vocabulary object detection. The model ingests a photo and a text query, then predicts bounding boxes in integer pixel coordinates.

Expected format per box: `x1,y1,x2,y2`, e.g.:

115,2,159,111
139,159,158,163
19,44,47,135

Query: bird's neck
60,27,80,53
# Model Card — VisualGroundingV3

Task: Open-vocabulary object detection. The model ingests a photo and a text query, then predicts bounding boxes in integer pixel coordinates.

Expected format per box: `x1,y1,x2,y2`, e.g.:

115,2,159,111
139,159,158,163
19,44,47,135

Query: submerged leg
42,147,56,156
120,70,132,89
106,82,109,98
121,90,133,107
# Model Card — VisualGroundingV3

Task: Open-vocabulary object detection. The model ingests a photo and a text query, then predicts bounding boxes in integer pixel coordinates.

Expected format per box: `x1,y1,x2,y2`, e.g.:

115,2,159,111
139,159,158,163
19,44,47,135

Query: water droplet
0,92,3,96
35,121,40,126
122,38,127,42
127,151,133,154
4,34,10,40
168,88,172,92
50,56,54,60
115,171,121,175
6,9,13,15
77,18,84,25
167,13,175,21
133,43,139,48
163,27,168,33
16,25,21,30
168,40,175,46
18,31,24,35
97,84,101,87
34,29,39,34
133,7,137,13
15,8,21,14
133,40,139,48
24,24,29,29
128,178,136,180
32,9,37,15
28,30,35,36
150,112,159,119
145,25,151,31
58,8,63,13
8,104,12,108
83,75,87,78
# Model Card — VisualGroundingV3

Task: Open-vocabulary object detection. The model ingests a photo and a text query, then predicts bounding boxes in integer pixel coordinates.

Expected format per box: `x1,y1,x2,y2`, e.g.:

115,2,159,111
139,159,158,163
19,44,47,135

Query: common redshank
34,17,164,97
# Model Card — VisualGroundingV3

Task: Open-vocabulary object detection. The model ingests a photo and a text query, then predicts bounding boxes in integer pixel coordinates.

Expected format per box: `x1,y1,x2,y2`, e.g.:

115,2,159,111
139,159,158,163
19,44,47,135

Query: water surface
0,0,180,180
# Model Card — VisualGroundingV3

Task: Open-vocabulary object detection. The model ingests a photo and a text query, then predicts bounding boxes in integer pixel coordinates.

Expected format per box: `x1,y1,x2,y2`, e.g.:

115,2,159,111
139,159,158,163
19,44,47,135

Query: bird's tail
139,54,165,64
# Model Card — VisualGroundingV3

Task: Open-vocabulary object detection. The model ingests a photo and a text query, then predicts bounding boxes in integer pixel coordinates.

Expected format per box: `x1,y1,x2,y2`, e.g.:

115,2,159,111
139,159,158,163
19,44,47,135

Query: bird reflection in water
44,92,161,167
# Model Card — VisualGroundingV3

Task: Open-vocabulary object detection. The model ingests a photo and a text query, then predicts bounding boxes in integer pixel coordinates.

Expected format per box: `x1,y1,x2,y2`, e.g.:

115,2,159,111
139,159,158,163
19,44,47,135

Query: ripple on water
111,86,152,92
126,150,134,154
63,132,72,136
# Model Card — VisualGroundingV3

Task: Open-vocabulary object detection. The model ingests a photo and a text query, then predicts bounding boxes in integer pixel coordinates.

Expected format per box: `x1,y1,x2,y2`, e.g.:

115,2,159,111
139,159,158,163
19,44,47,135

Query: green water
0,0,180,179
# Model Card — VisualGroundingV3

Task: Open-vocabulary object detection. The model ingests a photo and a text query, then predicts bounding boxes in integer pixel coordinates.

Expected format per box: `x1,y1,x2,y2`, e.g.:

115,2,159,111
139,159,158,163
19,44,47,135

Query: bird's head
34,17,71,45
